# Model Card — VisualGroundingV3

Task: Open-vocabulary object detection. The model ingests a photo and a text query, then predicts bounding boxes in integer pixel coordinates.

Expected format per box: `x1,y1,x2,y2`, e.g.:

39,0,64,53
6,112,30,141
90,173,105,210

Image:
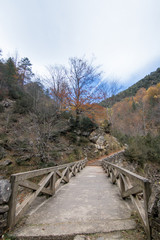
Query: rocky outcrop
149,192,160,239
89,129,121,154
0,179,11,236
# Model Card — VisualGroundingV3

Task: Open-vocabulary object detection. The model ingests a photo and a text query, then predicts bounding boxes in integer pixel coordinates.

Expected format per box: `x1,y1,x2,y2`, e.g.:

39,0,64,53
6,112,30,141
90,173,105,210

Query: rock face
89,129,121,154
149,192,160,239
0,179,11,236
0,160,12,166
0,180,11,204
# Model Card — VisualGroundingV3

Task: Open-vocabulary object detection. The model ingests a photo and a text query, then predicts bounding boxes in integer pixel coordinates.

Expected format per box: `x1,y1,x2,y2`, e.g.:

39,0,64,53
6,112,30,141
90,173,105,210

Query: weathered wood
8,176,18,229
102,158,151,240
19,180,53,196
8,158,87,229
12,160,86,182
122,184,142,198
50,171,56,195
143,181,151,239
15,172,54,224
102,161,149,187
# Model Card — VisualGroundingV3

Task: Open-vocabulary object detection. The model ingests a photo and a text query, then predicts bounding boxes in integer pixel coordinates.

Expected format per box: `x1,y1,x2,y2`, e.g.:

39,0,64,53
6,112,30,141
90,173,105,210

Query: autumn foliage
111,83,160,136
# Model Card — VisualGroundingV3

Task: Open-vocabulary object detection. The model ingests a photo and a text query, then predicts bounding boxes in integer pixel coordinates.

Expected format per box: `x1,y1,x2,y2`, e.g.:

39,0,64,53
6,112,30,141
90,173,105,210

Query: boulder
0,205,9,213
0,180,11,204
95,136,106,150
0,160,12,166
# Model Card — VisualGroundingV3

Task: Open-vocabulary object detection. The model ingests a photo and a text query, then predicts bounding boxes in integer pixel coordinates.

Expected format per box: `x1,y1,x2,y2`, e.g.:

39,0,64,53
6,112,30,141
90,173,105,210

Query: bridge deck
12,166,136,238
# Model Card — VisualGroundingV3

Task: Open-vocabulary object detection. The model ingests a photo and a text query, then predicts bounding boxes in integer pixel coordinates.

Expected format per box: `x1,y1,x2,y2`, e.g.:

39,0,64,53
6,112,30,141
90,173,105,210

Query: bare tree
66,57,102,123
47,65,70,110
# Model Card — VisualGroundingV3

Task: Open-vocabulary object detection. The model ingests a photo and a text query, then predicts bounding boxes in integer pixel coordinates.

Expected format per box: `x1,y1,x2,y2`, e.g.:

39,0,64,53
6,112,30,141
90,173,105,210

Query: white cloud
0,0,160,84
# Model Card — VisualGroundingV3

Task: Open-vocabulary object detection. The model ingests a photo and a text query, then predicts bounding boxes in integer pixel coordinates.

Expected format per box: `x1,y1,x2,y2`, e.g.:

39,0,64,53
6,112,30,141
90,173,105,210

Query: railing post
143,181,151,240
8,176,18,230
50,171,56,195
65,167,70,183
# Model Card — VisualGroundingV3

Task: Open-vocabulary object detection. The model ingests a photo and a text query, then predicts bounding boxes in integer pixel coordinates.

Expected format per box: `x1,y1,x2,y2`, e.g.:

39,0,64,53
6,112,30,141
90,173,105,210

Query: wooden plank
119,174,125,194
12,159,86,182
102,158,151,240
15,172,53,224
50,171,56,195
19,180,53,196
102,160,150,185
56,170,68,183
55,167,68,190
8,176,19,229
143,181,151,239
122,185,142,198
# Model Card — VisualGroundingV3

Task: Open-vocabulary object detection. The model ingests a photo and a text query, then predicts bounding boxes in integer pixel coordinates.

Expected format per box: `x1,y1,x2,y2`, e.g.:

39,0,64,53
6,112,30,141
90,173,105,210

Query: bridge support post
50,171,56,195
8,176,18,230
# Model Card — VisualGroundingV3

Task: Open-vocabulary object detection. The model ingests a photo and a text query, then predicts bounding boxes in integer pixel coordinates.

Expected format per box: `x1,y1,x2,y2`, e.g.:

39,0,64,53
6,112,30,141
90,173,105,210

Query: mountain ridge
101,67,160,107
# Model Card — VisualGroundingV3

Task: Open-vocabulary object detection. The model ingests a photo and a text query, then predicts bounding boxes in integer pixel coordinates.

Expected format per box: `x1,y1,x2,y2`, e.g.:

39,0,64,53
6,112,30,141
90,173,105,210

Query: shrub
124,134,160,166
67,132,77,143
101,119,111,133
79,116,97,132
13,94,33,114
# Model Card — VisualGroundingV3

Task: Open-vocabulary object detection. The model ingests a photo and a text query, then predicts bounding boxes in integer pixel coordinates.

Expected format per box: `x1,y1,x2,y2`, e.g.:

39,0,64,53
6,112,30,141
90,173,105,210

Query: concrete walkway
12,166,136,239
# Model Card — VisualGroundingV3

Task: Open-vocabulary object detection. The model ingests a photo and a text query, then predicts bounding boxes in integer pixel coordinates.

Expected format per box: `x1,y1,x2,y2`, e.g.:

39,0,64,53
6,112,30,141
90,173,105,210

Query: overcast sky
1,0,160,87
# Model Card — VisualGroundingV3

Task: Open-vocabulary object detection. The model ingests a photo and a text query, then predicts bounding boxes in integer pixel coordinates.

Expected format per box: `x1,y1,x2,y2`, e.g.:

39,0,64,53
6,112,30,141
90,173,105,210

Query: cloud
0,0,160,84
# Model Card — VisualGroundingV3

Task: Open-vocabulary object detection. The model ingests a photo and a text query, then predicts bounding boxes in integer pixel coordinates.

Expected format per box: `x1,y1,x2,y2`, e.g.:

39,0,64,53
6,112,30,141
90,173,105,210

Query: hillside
101,67,160,107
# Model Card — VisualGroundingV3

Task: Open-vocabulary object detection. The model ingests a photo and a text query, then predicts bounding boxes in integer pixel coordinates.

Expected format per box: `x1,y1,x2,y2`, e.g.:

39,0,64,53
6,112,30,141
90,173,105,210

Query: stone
0,205,9,213
0,180,11,204
95,136,106,150
0,160,12,166
0,219,7,228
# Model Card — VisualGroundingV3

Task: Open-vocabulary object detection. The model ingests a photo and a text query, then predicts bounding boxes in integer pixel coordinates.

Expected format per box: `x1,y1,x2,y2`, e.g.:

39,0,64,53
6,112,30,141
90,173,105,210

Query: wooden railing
102,159,151,240
8,158,87,229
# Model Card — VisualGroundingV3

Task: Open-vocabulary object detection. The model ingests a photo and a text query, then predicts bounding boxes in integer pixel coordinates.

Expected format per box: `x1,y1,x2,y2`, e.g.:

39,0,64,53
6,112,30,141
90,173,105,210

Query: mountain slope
101,67,160,108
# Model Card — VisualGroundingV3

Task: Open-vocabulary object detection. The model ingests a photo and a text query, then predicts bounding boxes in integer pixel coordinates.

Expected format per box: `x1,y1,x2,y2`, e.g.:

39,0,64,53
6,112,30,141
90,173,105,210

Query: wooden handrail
102,159,151,240
8,158,87,229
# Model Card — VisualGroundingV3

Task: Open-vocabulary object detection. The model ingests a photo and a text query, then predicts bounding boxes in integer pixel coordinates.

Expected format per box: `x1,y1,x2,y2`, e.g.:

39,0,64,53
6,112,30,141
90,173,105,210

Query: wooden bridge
8,153,151,239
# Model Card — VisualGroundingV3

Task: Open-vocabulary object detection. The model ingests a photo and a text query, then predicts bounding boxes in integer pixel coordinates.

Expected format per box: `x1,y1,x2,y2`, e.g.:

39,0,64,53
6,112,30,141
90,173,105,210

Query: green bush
124,134,160,166
60,111,73,119
79,116,97,132
77,136,89,146
67,132,77,143
8,85,24,100
102,120,111,133
13,94,33,114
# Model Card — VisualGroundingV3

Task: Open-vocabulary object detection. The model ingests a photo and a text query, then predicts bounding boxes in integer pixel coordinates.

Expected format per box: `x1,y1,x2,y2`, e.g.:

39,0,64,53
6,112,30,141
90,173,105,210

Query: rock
95,136,106,150
89,132,99,143
0,219,7,228
0,160,12,166
81,132,90,137
2,99,14,108
0,180,11,204
0,205,9,213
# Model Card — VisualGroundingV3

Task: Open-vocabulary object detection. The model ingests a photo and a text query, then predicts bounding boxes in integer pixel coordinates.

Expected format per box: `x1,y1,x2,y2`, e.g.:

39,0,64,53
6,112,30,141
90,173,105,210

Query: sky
1,0,160,88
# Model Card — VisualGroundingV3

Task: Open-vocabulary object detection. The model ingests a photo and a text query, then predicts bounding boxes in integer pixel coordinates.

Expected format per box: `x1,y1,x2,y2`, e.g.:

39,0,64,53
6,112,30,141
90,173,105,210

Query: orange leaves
111,83,160,136
82,103,107,123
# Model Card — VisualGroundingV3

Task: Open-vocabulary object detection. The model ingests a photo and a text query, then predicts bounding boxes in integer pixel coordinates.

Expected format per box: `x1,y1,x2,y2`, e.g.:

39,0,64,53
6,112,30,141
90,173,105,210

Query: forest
0,48,160,172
